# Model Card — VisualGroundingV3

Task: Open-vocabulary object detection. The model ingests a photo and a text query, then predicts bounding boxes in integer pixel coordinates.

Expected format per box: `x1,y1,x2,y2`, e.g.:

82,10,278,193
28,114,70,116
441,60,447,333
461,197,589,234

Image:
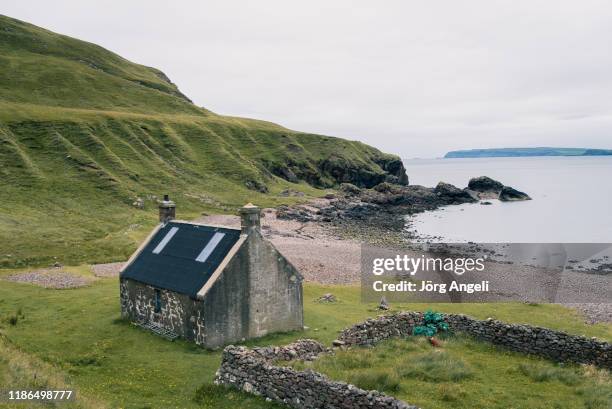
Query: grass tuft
437,383,467,402
518,363,581,386
396,351,474,382
347,370,402,393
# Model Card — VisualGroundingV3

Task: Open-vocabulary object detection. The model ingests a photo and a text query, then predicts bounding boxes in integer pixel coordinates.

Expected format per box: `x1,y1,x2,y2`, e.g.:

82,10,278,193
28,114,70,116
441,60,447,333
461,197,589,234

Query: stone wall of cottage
119,278,207,344
215,340,418,409
337,312,611,369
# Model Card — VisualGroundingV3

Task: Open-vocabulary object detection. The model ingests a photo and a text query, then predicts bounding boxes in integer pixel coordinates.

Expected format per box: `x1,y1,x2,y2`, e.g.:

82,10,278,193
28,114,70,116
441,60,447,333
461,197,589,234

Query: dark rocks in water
434,182,478,204
468,176,504,194
467,176,531,202
276,174,530,236
499,186,531,201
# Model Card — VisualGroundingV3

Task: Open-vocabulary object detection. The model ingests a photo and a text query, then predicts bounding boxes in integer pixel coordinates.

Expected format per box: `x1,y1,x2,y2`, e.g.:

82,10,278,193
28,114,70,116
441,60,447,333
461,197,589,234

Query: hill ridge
0,14,407,268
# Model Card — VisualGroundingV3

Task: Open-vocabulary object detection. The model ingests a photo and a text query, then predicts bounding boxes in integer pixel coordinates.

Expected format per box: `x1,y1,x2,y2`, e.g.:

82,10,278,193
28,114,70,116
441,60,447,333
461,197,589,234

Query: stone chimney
158,194,176,223
240,203,260,234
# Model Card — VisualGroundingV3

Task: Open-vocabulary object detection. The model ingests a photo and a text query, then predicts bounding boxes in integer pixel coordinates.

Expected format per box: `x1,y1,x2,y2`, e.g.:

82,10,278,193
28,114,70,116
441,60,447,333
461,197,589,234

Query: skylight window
152,227,179,254
195,232,225,262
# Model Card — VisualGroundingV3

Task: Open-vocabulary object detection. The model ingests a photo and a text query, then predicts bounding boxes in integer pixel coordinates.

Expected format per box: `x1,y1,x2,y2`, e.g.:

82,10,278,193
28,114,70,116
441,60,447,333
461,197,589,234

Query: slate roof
121,221,241,298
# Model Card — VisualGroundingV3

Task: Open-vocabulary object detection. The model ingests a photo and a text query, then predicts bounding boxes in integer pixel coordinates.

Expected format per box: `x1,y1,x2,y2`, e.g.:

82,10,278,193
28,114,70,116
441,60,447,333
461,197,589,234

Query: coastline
194,199,611,324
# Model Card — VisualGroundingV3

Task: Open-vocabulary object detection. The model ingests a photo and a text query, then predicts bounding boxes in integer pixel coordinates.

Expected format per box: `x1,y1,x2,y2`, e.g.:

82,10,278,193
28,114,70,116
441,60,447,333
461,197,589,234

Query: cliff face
0,14,407,267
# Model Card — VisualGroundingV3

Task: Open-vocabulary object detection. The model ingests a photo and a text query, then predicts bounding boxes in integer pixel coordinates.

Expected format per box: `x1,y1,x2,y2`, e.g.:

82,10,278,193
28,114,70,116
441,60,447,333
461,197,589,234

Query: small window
154,289,162,313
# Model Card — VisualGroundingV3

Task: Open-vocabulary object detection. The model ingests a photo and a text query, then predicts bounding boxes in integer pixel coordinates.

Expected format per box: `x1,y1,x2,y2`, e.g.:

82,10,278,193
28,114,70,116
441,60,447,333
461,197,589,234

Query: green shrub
396,352,474,382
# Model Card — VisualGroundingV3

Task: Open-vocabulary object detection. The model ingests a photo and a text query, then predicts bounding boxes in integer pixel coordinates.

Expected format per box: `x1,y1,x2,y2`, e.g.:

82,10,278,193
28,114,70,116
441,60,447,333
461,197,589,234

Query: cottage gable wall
245,230,303,338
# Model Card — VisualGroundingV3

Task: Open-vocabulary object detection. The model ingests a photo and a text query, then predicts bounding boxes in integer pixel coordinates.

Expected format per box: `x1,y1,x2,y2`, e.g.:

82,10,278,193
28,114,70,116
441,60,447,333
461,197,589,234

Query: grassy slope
0,274,609,409
0,14,399,268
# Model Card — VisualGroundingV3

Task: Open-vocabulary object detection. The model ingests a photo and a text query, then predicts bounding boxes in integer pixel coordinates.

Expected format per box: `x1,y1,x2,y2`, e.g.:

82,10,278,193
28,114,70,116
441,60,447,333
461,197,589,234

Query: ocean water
403,156,612,243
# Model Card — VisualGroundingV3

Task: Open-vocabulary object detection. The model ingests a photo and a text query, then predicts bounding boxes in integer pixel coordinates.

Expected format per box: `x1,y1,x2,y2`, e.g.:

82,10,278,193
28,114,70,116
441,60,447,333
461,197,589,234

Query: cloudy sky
3,1,612,157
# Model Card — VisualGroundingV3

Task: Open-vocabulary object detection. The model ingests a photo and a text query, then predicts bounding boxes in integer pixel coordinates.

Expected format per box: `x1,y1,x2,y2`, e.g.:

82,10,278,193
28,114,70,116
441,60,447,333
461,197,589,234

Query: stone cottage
119,196,304,348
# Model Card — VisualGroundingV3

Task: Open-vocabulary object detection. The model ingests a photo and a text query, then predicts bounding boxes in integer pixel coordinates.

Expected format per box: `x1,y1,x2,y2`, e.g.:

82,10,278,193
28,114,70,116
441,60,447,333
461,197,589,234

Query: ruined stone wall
215,340,418,409
337,312,611,369
245,231,303,338
119,278,206,344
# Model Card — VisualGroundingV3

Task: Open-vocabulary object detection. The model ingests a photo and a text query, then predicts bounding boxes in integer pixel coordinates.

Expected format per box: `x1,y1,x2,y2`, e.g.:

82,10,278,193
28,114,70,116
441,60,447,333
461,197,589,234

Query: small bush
348,370,401,393
518,363,581,386
396,352,474,382
8,315,19,326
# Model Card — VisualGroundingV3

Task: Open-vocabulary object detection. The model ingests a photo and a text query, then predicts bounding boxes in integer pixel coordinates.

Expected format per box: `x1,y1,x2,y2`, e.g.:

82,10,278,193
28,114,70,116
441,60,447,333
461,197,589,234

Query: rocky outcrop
375,157,410,185
276,176,529,239
318,155,408,188
434,182,479,204
339,183,362,196
266,154,409,189
337,312,611,369
467,176,531,201
215,340,419,409
499,186,531,201
467,176,504,197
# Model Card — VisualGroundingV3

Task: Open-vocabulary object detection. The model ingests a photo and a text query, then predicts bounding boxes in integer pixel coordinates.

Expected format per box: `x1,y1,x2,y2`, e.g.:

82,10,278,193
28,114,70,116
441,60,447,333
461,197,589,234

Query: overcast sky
3,1,612,157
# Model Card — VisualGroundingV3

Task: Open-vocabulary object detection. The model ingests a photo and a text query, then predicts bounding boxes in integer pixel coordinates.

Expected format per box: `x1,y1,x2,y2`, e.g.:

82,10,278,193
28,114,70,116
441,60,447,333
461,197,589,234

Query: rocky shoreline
276,175,530,245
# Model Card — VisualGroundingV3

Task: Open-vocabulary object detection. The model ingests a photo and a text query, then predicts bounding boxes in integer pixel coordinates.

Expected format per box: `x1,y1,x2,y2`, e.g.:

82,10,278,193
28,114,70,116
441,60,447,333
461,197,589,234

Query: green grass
0,14,402,269
290,336,612,409
0,277,609,408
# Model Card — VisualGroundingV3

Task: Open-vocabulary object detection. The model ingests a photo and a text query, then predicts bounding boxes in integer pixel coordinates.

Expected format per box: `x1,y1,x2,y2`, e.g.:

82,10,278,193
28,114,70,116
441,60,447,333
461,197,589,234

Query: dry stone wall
215,339,419,409
337,312,611,369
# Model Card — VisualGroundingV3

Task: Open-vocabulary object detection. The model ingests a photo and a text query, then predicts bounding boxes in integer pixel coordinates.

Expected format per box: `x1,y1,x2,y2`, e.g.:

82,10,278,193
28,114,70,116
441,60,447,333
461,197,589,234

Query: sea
403,156,612,243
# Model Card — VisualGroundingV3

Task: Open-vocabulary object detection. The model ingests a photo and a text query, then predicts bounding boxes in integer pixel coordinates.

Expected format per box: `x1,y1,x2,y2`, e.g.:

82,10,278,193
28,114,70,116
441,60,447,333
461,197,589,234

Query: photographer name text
372,280,490,294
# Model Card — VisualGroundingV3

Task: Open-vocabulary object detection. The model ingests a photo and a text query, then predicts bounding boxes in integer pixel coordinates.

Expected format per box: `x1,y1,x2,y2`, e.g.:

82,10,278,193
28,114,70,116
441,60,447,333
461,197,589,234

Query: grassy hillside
0,15,406,268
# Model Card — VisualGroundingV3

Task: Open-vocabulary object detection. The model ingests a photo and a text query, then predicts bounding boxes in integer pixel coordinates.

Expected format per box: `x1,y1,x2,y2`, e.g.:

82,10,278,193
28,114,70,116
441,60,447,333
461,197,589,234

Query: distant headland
444,147,612,158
